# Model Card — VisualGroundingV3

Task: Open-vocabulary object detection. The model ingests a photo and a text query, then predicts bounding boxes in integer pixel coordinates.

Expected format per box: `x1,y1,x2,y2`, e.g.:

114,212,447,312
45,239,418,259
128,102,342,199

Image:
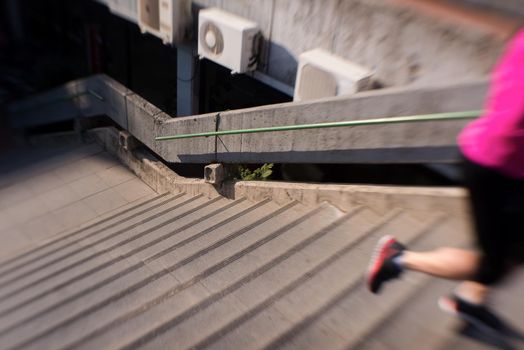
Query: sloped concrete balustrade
8,74,488,164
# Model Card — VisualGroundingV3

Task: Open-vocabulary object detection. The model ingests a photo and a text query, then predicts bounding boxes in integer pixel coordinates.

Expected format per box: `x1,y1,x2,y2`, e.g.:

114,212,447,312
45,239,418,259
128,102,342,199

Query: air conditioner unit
198,7,261,74
138,0,191,44
294,49,373,102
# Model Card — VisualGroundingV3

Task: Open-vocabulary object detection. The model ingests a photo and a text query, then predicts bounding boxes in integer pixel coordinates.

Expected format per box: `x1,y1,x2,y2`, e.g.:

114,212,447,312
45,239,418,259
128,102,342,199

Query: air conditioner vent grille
200,21,224,55
198,7,260,73
297,64,338,101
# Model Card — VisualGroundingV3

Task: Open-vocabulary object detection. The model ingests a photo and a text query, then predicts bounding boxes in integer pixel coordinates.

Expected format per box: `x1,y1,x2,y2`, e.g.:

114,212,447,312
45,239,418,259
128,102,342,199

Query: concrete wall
212,79,487,164
92,125,470,217
93,0,521,90
193,0,520,87
8,74,488,164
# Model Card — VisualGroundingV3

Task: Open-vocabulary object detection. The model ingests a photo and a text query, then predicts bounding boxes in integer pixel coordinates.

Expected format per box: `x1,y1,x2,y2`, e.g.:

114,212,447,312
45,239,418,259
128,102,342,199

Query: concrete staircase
1,187,505,350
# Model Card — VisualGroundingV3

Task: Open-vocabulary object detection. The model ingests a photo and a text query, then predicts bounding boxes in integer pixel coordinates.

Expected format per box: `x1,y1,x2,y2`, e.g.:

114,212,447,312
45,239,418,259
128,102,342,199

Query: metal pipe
155,110,481,141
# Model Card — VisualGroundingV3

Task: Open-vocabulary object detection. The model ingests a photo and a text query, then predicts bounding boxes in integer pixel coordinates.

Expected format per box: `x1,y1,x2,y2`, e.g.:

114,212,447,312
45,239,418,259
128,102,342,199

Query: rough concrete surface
99,0,520,87
1,133,523,350
91,126,470,218
0,135,156,258
194,0,520,86
8,74,489,164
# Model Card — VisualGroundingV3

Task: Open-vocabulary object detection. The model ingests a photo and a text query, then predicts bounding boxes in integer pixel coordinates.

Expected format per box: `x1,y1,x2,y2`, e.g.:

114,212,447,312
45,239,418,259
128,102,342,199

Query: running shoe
439,295,524,340
367,235,405,294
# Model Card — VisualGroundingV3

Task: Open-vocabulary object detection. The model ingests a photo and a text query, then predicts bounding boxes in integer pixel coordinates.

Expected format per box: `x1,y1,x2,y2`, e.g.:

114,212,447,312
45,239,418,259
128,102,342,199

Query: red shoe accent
367,235,398,293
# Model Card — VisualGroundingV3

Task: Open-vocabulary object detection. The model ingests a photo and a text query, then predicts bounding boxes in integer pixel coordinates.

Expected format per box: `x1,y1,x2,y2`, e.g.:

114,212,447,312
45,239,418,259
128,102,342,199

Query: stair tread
47,203,341,350
2,190,520,350
0,192,185,284
0,194,207,304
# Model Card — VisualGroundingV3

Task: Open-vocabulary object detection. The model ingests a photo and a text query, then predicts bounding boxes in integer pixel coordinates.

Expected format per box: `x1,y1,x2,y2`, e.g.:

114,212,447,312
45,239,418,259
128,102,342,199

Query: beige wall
193,0,520,88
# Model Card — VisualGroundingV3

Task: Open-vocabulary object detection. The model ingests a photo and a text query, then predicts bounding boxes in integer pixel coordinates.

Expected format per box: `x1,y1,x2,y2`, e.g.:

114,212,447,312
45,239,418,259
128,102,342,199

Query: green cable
155,110,482,141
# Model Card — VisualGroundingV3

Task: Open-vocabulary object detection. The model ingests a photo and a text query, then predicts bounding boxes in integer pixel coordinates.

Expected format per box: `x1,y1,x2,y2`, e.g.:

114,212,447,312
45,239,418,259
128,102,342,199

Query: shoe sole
366,235,395,293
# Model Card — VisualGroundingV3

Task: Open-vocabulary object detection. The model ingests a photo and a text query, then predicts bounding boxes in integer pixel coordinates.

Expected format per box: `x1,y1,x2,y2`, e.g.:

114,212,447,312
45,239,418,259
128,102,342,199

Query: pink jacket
459,28,524,179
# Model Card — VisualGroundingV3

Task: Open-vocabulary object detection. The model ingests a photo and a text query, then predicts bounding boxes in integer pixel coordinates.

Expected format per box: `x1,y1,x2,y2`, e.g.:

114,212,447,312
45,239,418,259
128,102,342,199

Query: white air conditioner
138,0,191,44
294,49,373,102
198,7,261,74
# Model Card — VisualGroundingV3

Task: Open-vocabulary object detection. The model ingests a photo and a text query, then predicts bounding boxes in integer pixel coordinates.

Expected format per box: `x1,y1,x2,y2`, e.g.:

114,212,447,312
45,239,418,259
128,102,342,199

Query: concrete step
0,199,303,349
0,196,256,331
0,148,161,264
0,193,208,302
1,135,513,350
0,192,507,350
353,216,472,350
0,143,103,191
74,204,361,350
342,216,470,350
142,207,385,350
360,270,524,350
0,140,159,254
201,213,434,348
256,215,440,349
354,278,460,350
26,202,335,350
0,192,181,283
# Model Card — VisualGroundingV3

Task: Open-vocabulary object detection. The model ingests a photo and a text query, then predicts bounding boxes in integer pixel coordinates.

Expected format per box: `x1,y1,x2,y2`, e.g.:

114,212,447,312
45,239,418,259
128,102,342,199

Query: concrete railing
8,74,488,164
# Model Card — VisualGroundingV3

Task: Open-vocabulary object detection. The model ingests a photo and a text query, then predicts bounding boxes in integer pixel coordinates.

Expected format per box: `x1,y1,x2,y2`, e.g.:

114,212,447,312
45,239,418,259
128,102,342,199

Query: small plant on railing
236,163,274,181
